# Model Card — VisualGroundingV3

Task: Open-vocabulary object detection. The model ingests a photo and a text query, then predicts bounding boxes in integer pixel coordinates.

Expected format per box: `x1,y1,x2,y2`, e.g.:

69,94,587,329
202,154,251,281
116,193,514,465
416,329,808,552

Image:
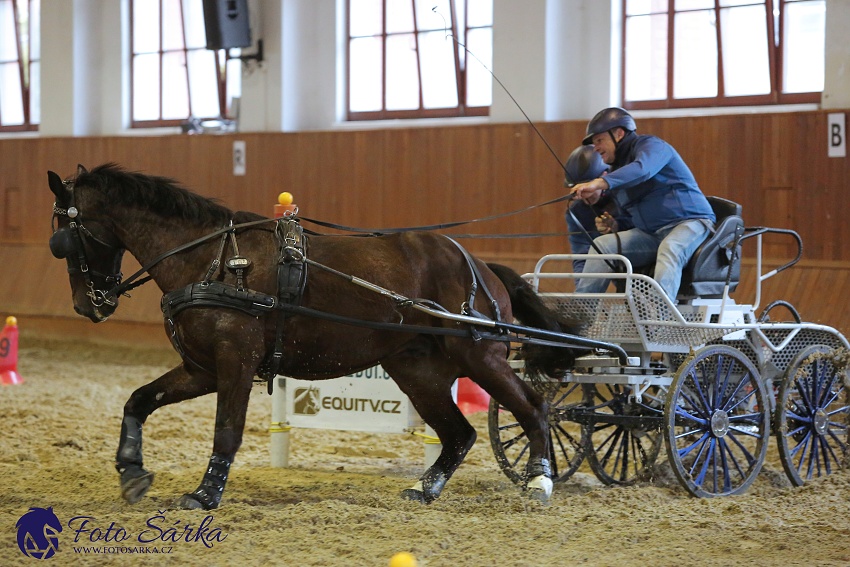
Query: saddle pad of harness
161,280,277,319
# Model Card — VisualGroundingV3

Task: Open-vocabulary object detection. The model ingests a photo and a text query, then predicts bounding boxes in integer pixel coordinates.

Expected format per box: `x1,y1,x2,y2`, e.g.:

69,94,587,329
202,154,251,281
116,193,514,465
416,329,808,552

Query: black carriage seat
677,196,745,299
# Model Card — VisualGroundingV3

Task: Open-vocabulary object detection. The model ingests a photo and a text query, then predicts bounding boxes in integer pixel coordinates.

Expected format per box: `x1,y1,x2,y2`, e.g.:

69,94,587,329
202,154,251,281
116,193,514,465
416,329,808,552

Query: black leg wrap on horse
526,456,552,480
400,468,448,504
115,416,144,474
180,453,232,510
115,416,154,504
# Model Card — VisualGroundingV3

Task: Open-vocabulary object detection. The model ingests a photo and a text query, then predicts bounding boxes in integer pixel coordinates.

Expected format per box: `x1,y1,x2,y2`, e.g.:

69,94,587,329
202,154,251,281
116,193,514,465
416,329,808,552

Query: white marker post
269,376,290,467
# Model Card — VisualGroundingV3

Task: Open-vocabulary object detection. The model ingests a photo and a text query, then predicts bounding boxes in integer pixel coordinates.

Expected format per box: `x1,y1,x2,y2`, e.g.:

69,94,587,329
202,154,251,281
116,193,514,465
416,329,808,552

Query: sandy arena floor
2,335,850,566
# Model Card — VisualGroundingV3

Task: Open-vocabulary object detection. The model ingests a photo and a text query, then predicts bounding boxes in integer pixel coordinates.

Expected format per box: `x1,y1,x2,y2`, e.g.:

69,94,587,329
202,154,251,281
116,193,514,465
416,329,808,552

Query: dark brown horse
48,163,583,510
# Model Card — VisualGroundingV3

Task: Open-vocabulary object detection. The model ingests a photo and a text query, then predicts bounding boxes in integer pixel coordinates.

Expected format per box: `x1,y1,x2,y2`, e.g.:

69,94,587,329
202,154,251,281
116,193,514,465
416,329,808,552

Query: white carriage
489,198,850,497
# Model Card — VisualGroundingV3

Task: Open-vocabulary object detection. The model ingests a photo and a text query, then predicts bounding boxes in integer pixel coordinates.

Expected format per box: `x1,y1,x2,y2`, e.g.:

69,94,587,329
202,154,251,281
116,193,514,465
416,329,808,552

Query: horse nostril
74,306,82,315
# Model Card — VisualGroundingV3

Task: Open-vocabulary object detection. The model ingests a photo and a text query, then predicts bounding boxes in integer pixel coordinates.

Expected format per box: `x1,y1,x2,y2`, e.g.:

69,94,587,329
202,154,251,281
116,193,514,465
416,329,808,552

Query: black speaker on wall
203,0,252,50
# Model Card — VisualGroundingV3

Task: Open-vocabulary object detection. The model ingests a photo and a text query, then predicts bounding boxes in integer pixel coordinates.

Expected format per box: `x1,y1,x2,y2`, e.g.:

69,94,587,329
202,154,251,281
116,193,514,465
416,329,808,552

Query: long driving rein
51,181,628,371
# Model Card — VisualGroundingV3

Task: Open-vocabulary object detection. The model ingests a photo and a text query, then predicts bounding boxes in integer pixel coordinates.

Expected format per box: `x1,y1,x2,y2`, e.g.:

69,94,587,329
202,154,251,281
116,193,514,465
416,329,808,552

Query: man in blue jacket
564,145,633,274
569,107,715,301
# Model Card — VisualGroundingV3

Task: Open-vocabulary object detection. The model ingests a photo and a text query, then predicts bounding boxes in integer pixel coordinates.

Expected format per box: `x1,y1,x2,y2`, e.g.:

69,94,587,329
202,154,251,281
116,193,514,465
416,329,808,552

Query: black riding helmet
582,107,636,145
563,145,609,187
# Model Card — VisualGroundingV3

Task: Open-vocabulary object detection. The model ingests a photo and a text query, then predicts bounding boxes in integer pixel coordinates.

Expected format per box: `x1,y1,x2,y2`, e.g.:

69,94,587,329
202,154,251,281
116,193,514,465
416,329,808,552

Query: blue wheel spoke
806,433,821,480
677,429,709,459
795,377,816,413
681,389,710,420
785,410,811,424
688,368,713,414
790,430,813,460
725,429,759,465
826,401,850,417
718,438,737,492
674,406,708,428
819,435,834,476
716,356,735,410
723,374,758,413
785,423,809,439
719,437,747,483
694,438,716,487
826,426,849,453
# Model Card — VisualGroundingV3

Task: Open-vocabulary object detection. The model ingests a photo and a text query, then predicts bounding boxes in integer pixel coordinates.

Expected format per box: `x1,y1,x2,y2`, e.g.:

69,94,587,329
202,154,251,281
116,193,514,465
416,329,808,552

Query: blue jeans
575,219,712,300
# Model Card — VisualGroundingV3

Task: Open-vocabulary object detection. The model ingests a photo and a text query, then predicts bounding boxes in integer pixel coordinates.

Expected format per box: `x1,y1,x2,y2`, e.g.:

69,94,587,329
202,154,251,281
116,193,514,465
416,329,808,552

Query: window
0,0,39,131
622,0,825,109
131,0,241,128
347,0,492,121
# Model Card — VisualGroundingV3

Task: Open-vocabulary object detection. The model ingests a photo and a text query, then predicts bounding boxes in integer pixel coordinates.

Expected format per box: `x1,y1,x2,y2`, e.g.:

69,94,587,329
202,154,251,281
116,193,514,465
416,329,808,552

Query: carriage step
574,355,641,368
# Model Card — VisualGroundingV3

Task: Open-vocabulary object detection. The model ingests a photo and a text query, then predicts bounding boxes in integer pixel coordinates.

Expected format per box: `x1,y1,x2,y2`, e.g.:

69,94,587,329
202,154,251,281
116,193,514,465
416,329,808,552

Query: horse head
48,165,126,322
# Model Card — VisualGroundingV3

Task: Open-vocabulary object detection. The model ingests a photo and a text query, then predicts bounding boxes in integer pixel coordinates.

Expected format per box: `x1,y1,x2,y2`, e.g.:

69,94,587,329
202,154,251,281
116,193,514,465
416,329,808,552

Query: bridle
50,180,126,308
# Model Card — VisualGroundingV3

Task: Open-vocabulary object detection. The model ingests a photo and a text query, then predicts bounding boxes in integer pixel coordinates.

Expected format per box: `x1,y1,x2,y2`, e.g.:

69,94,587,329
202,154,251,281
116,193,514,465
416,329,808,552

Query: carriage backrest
678,196,744,299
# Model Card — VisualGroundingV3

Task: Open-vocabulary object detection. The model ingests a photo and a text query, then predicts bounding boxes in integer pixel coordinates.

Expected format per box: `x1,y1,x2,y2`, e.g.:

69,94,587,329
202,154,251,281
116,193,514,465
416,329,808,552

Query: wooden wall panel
2,110,850,339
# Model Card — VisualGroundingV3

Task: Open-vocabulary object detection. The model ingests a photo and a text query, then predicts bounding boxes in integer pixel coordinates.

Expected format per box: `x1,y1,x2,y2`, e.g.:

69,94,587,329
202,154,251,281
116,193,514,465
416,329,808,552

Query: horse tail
486,263,586,377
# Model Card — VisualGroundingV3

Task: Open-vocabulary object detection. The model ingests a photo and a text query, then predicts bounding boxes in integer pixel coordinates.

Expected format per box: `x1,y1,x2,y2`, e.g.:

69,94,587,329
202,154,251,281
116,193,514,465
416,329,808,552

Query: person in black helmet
564,145,633,274
570,107,715,301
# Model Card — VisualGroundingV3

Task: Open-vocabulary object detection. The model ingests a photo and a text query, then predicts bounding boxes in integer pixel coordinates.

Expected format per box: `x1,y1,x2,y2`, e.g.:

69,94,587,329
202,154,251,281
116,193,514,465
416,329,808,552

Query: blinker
49,228,75,259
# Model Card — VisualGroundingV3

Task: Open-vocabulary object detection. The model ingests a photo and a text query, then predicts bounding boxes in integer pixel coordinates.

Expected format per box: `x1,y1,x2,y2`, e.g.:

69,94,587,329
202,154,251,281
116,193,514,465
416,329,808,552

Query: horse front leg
176,342,257,510
117,364,217,504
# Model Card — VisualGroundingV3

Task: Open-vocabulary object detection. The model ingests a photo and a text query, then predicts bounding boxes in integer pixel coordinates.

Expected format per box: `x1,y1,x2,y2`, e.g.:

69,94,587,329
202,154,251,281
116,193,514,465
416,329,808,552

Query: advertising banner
283,366,421,434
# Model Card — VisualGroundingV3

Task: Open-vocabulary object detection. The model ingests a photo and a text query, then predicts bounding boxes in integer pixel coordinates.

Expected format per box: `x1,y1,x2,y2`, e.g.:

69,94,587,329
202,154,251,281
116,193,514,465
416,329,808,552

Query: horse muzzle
75,298,116,323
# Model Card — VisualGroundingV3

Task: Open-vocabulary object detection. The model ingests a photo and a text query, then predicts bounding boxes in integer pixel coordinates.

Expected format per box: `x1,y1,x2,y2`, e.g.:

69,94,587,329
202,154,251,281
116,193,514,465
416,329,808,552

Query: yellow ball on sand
6,316,16,326
388,552,418,567
278,192,294,206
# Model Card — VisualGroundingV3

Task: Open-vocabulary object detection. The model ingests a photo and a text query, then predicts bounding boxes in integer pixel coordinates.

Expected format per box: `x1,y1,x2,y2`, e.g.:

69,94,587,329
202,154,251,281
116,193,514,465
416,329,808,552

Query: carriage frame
488,224,850,497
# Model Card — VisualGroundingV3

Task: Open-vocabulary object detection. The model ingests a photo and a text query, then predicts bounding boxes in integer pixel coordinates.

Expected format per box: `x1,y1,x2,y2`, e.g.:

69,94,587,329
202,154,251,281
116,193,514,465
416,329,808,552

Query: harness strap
107,217,277,303
202,224,233,283
257,219,308,381
444,236,501,325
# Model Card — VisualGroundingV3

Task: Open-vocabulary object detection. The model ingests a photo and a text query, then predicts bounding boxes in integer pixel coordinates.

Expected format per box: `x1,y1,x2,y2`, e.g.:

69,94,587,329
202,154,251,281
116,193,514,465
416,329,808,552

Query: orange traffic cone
1,315,23,385
456,377,490,415
274,192,298,218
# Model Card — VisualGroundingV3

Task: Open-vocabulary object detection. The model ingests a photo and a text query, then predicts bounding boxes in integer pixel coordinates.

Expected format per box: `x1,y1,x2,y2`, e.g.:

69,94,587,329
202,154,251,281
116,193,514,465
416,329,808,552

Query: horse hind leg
457,344,554,501
381,347,475,504
116,364,216,504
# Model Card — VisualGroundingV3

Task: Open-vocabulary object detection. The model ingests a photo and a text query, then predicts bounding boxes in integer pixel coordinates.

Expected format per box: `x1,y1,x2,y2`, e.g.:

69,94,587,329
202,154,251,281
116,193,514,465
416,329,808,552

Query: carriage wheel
664,345,770,497
775,346,850,487
581,383,663,485
488,382,586,485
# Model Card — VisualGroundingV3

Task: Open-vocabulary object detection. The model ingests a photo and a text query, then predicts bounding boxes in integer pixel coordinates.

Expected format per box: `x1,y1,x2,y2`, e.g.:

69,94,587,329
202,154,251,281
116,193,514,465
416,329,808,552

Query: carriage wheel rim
665,345,769,497
776,346,850,487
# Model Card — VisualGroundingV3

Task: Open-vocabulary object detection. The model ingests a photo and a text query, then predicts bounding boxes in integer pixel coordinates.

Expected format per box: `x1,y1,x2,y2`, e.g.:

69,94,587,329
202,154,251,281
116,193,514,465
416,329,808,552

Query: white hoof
526,475,553,502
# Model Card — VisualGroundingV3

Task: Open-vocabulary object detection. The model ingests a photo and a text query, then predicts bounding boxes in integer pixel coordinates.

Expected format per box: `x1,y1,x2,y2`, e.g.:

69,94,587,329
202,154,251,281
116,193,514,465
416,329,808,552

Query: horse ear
48,171,67,199
76,164,88,177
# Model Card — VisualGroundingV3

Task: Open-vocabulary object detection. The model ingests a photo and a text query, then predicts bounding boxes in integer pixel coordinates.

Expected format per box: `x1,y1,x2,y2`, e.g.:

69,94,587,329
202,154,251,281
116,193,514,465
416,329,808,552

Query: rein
108,191,579,303
105,217,278,303
54,181,629,369
297,192,576,235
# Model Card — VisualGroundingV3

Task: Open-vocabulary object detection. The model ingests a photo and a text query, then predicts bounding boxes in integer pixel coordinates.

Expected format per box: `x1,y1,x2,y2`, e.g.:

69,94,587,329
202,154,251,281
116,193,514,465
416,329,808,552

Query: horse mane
76,163,233,226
